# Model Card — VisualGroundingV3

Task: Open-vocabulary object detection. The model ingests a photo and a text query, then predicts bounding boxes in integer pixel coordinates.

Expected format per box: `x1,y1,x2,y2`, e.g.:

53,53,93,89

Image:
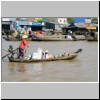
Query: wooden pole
2,48,18,59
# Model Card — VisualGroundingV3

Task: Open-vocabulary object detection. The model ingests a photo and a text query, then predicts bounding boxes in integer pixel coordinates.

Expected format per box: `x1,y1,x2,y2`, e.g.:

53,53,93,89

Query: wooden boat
3,37,20,41
8,49,82,63
84,32,98,41
32,37,86,41
2,37,31,41
85,35,98,41
3,36,85,41
32,37,77,41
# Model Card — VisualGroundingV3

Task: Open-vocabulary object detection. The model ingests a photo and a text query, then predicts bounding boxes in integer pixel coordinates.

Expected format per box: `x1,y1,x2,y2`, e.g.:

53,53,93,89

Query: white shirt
45,54,49,59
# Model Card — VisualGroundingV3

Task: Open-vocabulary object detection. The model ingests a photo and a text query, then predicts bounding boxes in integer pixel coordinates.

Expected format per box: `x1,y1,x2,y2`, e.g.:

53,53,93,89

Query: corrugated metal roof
47,22,69,25
74,23,86,28
18,21,30,25
26,18,35,21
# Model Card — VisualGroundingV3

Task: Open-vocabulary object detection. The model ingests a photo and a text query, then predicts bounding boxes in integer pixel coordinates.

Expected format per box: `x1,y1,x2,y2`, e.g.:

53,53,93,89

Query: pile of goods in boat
24,48,69,60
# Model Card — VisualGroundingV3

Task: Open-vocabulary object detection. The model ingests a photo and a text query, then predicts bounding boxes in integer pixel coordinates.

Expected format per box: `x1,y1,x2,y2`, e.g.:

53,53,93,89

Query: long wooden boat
84,35,98,41
8,49,82,63
32,37,86,41
3,37,19,41
32,37,77,41
2,37,30,41
84,32,98,41
3,36,85,41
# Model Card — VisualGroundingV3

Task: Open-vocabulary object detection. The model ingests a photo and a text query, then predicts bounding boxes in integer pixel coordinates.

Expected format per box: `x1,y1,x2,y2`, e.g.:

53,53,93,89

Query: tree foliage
91,18,98,23
37,19,45,22
67,18,74,24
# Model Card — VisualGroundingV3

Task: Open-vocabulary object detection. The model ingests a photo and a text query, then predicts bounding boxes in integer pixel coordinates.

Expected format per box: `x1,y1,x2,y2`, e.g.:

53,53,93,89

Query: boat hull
8,54,78,63
3,37,85,41
85,35,98,41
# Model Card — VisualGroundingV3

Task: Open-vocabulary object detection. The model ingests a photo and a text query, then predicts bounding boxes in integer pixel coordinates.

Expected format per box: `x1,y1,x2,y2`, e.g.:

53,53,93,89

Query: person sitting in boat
18,34,29,59
28,30,33,40
45,51,49,59
39,50,54,59
28,31,36,39
32,32,37,39
65,33,69,38
65,31,72,40
70,31,76,39
8,45,14,58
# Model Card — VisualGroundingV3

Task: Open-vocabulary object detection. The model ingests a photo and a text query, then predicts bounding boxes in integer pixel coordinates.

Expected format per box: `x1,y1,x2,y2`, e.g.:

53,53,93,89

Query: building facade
58,18,67,24
2,18,16,30
74,18,92,24
48,18,68,24
16,21,45,31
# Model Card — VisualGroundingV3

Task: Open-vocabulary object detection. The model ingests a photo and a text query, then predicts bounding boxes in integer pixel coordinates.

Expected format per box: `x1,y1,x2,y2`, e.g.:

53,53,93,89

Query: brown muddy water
1,38,98,82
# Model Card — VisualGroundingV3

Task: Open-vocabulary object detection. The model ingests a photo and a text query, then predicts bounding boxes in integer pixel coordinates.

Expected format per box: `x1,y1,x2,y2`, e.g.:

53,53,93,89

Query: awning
86,26,96,29
31,22,45,26
74,23,86,28
2,21,11,24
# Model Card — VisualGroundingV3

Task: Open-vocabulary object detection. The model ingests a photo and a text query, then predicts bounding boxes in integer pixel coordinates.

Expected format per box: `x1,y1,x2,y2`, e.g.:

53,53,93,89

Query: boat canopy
86,26,96,30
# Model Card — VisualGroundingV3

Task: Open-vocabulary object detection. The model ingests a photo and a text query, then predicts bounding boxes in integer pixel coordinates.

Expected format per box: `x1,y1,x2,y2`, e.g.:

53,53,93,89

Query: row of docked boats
2,32,98,41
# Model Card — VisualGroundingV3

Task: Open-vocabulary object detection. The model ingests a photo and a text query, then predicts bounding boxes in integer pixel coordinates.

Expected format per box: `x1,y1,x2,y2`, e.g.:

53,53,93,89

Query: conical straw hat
22,34,28,39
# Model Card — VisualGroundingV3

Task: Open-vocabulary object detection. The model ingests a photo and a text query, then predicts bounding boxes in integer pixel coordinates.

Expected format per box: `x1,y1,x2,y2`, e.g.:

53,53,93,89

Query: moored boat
2,37,31,41
32,37,86,41
84,32,98,41
32,37,77,41
3,37,21,41
3,36,86,41
85,35,98,41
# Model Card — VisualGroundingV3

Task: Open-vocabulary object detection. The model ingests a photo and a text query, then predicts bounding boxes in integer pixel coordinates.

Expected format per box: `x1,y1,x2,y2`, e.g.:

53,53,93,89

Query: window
64,20,66,23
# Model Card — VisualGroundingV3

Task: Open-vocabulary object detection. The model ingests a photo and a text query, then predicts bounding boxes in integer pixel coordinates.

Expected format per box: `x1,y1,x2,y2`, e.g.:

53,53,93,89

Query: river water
1,38,98,82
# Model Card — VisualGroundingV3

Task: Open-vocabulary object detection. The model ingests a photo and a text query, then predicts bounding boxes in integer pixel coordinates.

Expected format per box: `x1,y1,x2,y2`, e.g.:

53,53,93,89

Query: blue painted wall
74,18,85,23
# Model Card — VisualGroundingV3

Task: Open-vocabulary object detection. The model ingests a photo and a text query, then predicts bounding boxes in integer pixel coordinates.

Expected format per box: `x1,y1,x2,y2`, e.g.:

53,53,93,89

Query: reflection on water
17,63,26,72
8,62,15,72
2,38,98,82
29,63,42,72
